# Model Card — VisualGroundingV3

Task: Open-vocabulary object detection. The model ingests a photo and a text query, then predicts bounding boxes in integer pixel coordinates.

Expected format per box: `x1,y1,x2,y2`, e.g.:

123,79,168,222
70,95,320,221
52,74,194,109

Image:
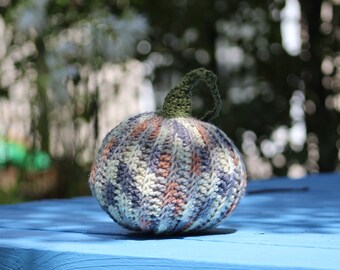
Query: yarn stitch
89,68,247,234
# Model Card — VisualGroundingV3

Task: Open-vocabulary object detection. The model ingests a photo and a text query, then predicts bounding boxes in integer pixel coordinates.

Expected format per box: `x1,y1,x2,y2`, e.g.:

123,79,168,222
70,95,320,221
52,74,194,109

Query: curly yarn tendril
160,68,222,121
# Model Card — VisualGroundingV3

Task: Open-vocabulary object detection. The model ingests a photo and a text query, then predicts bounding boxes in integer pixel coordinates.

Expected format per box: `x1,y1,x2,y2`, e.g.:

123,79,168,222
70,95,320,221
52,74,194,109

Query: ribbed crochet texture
89,68,247,234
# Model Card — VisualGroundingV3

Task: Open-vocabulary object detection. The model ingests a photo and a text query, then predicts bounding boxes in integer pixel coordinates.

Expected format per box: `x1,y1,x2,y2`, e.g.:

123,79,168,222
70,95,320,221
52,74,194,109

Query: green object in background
25,151,51,171
0,139,51,171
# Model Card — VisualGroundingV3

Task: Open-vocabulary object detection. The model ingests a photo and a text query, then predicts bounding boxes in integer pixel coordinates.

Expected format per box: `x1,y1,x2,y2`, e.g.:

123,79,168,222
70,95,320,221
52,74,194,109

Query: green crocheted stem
160,68,221,121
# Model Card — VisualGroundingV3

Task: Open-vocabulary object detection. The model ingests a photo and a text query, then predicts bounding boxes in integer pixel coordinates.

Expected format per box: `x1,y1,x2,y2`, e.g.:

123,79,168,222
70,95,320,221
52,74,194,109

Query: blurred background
0,0,339,204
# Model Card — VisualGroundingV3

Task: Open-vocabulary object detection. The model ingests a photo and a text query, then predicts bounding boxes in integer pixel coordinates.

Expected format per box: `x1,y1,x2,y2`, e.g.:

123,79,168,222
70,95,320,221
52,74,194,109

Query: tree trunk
299,0,339,172
35,37,50,153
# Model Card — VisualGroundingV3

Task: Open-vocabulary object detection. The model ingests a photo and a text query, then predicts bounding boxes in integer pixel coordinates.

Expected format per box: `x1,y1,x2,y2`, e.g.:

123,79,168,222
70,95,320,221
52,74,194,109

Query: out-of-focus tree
128,0,339,178
1,0,339,204
298,0,340,172
0,0,148,200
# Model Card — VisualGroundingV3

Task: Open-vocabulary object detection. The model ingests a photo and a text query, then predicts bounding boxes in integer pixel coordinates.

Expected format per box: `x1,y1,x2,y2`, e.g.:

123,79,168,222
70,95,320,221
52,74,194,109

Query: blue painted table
0,173,339,270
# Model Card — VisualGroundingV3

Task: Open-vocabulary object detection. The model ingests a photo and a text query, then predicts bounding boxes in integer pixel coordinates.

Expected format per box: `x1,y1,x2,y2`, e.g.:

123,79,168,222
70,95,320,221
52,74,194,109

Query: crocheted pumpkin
89,68,247,234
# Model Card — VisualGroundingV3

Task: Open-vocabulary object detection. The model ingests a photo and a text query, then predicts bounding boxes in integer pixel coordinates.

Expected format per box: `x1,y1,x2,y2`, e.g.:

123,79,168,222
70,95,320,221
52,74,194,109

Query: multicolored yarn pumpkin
89,68,247,234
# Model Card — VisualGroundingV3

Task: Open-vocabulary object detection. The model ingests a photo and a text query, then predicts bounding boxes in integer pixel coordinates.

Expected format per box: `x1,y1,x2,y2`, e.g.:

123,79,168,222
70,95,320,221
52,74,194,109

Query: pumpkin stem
160,68,221,121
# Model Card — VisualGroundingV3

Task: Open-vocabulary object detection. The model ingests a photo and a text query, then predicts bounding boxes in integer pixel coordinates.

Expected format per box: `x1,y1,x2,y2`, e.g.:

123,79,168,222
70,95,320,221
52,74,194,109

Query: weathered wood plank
0,173,339,269
0,227,339,270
